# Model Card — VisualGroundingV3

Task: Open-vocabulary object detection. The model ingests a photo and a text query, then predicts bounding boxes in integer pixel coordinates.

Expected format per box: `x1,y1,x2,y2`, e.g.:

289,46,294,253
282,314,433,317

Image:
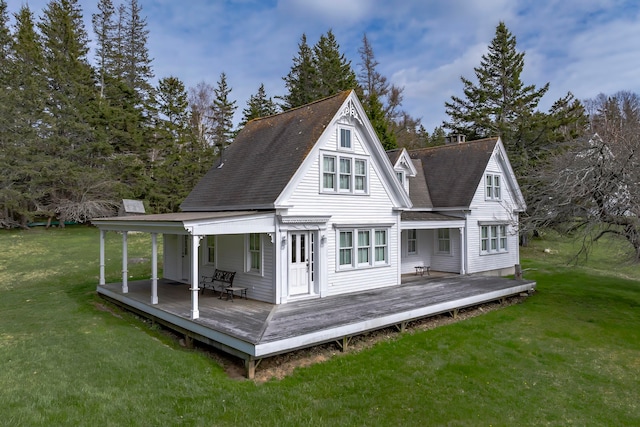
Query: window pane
323,156,335,190
355,159,366,191
291,234,296,263
340,158,351,190
340,128,351,148
375,230,386,245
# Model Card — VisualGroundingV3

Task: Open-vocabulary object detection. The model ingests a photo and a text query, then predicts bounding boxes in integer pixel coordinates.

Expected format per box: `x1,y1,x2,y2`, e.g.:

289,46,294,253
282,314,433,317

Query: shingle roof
408,138,498,208
181,91,351,211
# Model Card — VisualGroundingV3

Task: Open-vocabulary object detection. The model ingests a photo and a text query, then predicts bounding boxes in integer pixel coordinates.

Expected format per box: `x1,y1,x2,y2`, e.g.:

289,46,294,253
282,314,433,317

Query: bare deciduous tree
531,91,640,261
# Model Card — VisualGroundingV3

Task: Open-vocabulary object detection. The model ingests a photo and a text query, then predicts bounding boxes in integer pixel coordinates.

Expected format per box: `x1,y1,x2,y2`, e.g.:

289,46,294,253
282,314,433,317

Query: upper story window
396,171,404,185
339,128,352,150
322,153,368,195
486,173,501,200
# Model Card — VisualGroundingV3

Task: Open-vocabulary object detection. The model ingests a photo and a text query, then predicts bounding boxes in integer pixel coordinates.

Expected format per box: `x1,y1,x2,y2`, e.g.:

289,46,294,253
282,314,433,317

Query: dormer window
486,173,501,200
339,128,352,150
396,171,404,185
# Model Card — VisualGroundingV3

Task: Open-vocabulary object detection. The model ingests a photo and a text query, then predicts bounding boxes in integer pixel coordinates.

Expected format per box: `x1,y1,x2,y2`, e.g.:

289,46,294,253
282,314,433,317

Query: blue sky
5,0,640,132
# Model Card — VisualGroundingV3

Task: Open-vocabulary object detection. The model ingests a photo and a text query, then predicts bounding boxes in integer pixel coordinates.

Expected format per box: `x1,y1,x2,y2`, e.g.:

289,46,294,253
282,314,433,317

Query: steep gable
181,91,351,211
409,138,498,208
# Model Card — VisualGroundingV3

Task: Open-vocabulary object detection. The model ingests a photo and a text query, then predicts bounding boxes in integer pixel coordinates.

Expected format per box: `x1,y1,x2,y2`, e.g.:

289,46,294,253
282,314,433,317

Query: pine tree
281,34,317,109
92,0,116,101
119,0,154,105
444,22,549,153
313,29,358,99
240,83,277,126
209,72,237,154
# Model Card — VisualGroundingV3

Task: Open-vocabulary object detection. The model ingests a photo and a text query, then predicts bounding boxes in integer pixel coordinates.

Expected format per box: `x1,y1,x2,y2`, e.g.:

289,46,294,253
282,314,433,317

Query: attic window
339,128,352,150
486,173,501,201
396,171,404,185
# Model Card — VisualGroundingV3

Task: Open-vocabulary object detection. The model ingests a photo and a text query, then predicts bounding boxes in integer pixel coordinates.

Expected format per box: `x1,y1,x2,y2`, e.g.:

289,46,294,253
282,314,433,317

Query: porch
97,273,535,378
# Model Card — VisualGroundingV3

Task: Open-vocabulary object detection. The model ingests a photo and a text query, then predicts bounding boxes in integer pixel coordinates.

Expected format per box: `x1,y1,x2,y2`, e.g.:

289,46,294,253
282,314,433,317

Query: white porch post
99,229,106,286
151,233,158,304
122,231,129,293
459,227,466,275
190,235,201,320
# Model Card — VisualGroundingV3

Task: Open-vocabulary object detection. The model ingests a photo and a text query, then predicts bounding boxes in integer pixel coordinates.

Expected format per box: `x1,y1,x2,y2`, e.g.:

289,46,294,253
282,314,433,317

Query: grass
0,226,639,426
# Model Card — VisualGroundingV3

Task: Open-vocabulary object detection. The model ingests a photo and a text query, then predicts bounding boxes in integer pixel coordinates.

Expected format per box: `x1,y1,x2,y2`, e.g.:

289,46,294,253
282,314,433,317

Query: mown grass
0,226,638,426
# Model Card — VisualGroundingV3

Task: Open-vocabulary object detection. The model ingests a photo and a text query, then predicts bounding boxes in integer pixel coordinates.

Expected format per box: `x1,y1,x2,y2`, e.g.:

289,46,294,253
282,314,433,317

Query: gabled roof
181,91,351,211
408,138,499,208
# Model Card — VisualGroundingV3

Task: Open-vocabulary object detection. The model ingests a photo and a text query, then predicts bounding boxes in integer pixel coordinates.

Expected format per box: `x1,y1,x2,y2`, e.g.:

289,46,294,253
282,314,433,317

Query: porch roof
91,210,277,234
401,211,465,229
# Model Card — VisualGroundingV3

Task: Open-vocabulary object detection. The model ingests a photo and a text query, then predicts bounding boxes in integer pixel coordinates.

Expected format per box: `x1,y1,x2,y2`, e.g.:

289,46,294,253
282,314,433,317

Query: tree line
1,2,638,262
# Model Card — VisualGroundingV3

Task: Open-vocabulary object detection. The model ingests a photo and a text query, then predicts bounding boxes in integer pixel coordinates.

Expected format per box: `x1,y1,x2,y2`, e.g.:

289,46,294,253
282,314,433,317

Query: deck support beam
395,321,408,332
151,233,158,305
336,336,352,352
245,357,256,379
450,308,459,319
122,232,128,293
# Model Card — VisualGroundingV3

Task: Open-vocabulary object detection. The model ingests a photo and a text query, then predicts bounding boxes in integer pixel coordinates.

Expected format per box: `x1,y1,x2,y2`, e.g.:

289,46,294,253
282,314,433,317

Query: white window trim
336,227,389,270
485,173,502,201
245,233,263,275
480,224,508,255
436,228,451,255
321,152,369,195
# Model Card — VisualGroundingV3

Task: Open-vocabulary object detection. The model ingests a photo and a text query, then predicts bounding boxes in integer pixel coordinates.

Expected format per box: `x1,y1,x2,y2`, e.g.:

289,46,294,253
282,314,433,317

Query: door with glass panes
288,231,313,295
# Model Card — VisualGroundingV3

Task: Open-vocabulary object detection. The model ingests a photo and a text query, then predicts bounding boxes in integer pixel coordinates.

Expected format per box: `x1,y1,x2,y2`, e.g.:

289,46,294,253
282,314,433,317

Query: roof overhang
91,211,277,235
401,211,465,229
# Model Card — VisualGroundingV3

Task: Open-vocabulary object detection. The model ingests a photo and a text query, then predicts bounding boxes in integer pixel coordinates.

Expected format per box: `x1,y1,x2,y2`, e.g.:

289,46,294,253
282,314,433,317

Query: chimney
445,134,466,145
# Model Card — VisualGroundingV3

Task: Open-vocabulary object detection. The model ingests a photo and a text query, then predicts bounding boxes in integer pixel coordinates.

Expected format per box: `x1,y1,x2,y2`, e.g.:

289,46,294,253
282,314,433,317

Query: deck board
98,275,535,358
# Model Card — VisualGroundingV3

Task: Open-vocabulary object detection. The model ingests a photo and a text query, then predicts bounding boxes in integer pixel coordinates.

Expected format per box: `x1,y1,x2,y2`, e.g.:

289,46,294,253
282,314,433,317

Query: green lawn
0,226,638,426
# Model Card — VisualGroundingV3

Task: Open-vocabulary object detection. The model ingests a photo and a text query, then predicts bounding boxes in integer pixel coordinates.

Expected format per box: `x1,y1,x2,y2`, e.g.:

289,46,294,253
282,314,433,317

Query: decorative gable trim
337,98,364,126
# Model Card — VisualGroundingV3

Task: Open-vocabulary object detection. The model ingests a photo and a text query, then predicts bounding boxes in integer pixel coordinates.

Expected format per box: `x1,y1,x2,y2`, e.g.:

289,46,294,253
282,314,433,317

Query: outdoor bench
200,269,237,296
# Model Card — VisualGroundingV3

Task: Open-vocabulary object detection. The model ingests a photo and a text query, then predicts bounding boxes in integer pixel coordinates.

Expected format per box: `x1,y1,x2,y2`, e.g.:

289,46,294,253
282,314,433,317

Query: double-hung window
407,229,417,255
437,229,450,254
480,225,508,254
246,233,262,274
340,128,352,149
486,174,501,200
321,153,368,195
205,235,216,264
339,158,351,191
323,156,336,191
338,227,389,269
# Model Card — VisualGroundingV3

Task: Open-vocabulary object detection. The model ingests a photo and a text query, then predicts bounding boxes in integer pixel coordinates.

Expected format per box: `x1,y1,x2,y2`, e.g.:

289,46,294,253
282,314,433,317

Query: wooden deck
98,274,536,377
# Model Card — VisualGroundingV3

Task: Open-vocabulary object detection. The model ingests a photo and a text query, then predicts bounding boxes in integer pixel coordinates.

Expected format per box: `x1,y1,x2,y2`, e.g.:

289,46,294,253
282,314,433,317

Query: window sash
355,159,366,192
375,230,386,262
437,229,450,254
206,236,216,264
486,174,501,200
339,158,351,191
357,230,370,264
340,128,351,149
323,156,336,190
407,229,417,255
249,233,261,270
339,231,353,266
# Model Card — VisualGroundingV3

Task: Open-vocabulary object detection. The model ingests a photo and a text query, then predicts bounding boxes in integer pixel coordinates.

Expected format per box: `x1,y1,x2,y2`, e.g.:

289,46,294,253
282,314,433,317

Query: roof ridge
247,90,353,125
408,137,498,154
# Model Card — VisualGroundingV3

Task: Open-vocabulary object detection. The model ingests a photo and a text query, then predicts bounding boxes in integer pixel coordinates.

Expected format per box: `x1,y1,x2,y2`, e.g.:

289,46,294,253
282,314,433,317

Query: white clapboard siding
203,234,275,303
466,153,520,274
283,124,402,296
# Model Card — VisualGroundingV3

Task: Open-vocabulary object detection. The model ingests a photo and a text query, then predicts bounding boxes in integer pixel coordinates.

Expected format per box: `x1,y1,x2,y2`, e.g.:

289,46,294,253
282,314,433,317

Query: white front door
289,231,313,296
181,235,191,282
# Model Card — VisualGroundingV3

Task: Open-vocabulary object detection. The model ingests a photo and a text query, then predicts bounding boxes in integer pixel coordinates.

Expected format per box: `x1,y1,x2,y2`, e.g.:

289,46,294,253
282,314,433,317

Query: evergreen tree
444,21,549,167
92,0,116,101
240,83,277,126
209,72,237,153
313,29,358,99
281,34,317,109
119,0,154,105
